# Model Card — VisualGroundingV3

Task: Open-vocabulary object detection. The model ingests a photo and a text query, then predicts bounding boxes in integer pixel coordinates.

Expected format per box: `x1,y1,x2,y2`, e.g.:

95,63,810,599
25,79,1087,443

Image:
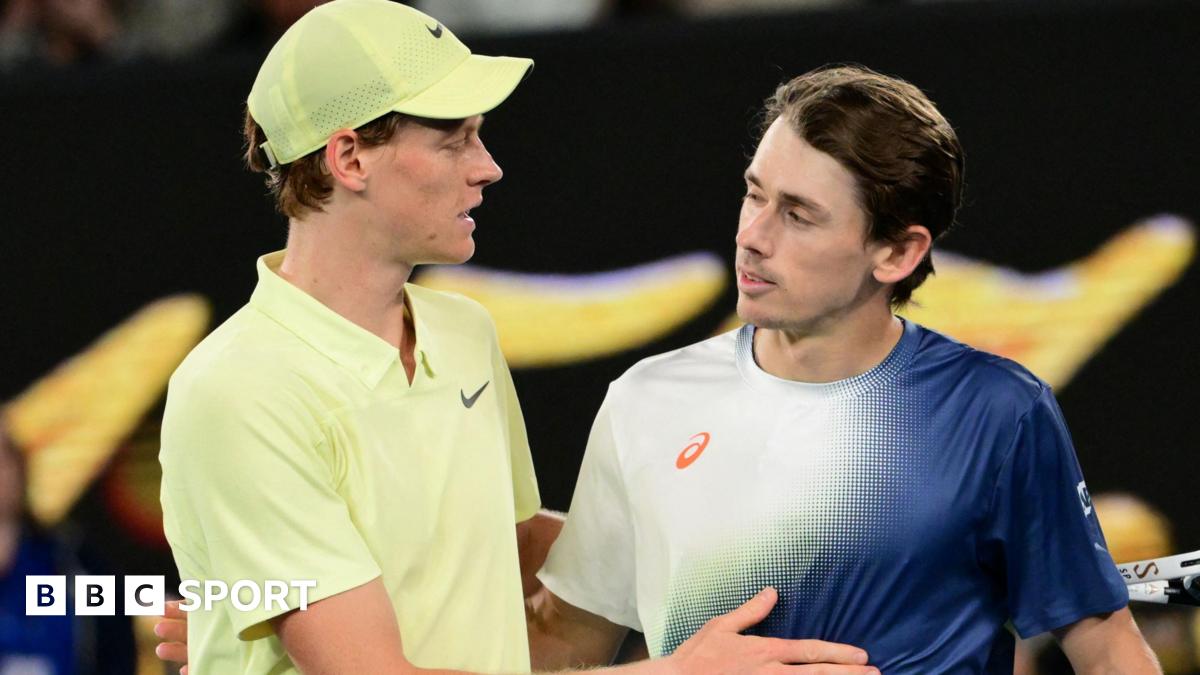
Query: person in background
0,418,135,675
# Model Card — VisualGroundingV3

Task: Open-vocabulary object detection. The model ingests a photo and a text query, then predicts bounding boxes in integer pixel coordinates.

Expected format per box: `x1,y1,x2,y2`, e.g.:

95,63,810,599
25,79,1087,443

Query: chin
736,297,811,331
427,240,475,265
736,296,775,328
453,240,476,263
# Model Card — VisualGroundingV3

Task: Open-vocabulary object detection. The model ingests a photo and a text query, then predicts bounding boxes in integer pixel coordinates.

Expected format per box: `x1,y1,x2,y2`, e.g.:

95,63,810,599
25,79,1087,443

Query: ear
871,224,932,285
323,129,370,193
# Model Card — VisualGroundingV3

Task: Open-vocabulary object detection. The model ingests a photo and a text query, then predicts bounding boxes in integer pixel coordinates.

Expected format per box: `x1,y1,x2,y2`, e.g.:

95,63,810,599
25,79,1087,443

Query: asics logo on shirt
675,432,710,469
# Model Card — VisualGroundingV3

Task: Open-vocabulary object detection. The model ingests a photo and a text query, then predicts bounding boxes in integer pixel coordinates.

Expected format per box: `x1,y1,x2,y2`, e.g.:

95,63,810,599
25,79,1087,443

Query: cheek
411,157,461,194
405,179,449,214
778,235,866,287
392,156,455,203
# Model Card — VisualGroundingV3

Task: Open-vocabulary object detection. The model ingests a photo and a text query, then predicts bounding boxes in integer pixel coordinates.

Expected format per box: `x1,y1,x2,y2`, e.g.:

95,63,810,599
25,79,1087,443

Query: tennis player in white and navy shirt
533,65,1159,674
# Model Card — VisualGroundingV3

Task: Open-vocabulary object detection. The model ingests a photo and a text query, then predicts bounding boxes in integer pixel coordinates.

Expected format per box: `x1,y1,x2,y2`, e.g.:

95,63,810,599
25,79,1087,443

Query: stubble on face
734,119,885,336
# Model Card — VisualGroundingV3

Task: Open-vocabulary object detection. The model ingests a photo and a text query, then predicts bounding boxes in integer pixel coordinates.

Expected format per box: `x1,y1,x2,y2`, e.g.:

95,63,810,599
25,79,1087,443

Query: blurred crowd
0,421,136,674
0,0,906,72
0,0,316,70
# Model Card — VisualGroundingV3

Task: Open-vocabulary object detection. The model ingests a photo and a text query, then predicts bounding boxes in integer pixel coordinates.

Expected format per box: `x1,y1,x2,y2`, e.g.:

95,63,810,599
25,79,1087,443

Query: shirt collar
735,317,919,401
248,251,439,389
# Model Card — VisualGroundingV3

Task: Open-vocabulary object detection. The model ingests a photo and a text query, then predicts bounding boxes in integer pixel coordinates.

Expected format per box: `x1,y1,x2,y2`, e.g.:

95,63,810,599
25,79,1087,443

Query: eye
742,191,764,204
444,133,473,151
786,211,812,226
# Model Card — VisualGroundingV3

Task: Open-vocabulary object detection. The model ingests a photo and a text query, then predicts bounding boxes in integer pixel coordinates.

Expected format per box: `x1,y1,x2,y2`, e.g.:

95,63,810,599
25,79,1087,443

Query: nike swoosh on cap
461,381,490,408
427,24,443,38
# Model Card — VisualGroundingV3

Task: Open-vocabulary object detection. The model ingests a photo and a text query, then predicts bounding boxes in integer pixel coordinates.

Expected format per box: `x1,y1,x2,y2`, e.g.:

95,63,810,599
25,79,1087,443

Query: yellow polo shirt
159,251,539,674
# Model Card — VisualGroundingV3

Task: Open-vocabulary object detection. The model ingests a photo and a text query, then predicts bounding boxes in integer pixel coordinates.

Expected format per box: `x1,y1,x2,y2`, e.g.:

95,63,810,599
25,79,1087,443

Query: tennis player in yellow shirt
156,1,875,673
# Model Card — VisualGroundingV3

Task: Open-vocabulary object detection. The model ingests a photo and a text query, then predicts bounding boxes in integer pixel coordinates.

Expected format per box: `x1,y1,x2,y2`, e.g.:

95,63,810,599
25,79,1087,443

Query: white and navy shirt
539,320,1127,673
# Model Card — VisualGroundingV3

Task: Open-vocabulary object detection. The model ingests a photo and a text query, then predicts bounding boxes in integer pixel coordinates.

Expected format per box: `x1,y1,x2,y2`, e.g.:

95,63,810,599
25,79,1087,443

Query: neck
278,213,413,350
753,303,903,383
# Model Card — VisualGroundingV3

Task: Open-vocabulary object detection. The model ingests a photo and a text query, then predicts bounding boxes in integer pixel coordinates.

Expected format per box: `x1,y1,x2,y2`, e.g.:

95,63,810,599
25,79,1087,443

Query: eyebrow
744,170,832,222
422,114,484,136
460,114,485,136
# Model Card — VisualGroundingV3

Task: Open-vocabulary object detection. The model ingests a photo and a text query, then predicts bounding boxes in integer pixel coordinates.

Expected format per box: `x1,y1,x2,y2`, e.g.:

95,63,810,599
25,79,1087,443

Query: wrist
656,652,684,675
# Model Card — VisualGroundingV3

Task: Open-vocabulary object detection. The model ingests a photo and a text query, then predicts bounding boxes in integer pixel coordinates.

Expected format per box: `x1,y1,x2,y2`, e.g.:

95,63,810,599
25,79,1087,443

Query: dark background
2,0,1197,559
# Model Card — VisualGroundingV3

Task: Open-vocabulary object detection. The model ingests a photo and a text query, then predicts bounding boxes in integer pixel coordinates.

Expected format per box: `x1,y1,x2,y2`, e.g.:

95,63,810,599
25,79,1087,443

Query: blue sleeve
981,385,1128,638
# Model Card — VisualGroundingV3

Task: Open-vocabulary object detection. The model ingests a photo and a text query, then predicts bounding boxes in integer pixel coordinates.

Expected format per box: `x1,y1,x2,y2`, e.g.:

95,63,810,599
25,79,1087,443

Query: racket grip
1127,581,1170,604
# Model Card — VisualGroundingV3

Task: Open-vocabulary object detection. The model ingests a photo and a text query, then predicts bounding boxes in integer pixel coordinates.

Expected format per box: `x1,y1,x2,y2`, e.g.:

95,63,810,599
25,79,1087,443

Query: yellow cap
248,0,533,166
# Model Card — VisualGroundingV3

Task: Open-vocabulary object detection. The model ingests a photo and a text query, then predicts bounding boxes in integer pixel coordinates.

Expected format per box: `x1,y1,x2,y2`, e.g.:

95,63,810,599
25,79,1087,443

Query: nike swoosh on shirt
461,381,490,408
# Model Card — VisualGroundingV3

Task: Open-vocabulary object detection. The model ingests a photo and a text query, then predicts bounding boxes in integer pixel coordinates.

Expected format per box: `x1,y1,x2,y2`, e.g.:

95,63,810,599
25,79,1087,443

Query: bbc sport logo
26,575,316,616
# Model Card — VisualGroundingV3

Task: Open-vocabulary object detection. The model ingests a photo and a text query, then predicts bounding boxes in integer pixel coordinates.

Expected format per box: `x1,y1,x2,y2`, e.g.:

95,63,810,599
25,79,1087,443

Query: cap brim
393,54,533,120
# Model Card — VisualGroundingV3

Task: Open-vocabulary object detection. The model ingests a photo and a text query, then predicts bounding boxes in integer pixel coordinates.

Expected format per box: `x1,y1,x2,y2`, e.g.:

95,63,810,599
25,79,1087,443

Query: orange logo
676,432,711,469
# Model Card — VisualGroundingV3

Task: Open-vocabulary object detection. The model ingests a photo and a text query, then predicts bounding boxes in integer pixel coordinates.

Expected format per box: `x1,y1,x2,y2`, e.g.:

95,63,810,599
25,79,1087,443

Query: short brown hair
242,109,411,220
760,64,965,307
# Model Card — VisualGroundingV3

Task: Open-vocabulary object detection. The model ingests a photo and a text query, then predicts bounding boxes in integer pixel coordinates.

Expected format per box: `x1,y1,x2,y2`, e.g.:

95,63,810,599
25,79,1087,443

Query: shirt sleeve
488,321,540,523
979,385,1128,638
159,370,382,641
537,386,641,630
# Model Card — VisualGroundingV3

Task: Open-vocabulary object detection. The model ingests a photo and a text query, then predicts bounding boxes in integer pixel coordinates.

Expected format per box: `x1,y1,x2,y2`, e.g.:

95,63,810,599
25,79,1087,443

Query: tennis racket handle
1127,581,1170,604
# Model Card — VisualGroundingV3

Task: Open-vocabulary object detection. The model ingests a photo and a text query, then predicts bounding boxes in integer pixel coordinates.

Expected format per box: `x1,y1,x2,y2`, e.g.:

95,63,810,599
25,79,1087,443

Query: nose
471,141,503,188
735,204,772,258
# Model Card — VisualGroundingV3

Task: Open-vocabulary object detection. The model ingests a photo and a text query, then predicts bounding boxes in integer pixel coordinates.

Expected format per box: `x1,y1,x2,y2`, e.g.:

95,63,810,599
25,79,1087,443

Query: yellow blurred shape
4,295,211,525
1092,492,1173,564
718,217,1195,389
902,216,1194,388
416,253,726,368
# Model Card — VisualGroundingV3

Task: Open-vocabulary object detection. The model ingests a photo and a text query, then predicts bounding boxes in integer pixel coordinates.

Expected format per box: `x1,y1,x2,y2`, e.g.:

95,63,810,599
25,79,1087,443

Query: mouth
457,200,483,225
736,267,776,293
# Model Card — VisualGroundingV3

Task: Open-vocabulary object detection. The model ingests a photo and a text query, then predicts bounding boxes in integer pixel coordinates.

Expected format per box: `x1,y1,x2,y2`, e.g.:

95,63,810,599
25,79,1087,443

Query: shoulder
164,308,326,449
909,322,1049,416
608,328,740,401
171,306,310,400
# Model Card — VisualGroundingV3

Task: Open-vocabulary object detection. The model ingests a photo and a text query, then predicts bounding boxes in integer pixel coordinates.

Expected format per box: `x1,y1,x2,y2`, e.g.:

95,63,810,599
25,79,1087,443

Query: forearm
526,586,629,670
519,509,566,596
1064,637,1160,675
1056,608,1161,675
528,619,597,671
519,509,626,669
536,656,676,675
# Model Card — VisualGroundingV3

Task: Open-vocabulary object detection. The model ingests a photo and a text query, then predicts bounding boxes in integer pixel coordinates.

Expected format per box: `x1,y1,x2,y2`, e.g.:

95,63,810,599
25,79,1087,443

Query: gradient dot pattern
650,326,928,656
539,321,1128,673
